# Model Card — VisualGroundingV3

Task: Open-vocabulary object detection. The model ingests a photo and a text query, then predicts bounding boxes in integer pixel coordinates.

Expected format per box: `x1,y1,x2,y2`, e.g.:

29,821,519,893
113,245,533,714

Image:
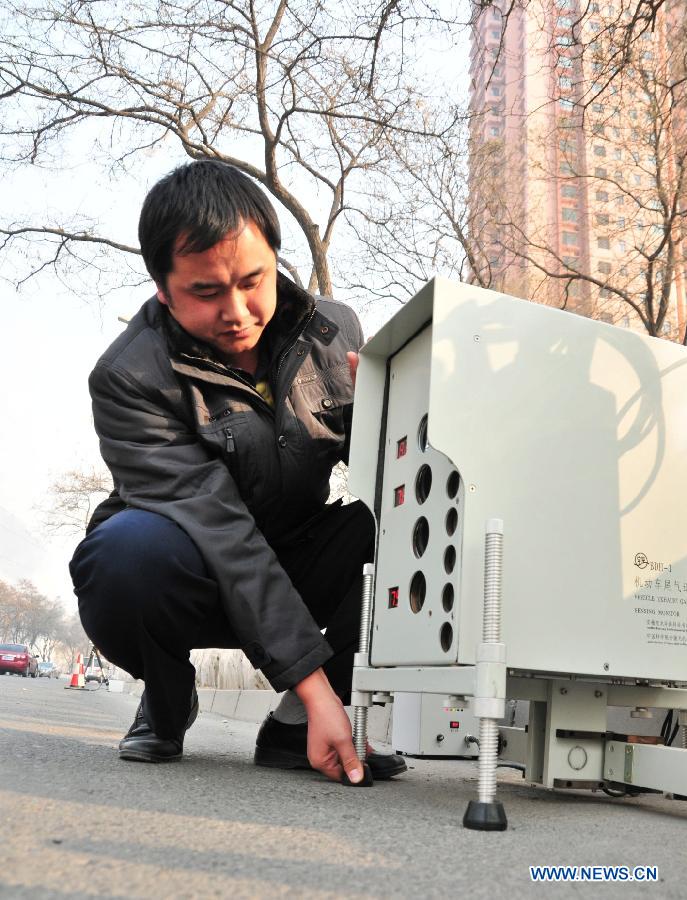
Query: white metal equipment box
348,278,687,820
350,278,687,683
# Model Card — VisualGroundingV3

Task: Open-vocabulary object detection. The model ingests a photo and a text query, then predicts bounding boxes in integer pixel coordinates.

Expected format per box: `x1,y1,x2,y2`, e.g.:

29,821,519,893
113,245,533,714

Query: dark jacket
87,273,364,692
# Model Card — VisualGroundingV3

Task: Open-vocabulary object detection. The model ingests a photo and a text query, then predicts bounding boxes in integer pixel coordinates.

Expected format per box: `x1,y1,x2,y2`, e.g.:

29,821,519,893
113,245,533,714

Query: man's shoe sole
119,747,183,763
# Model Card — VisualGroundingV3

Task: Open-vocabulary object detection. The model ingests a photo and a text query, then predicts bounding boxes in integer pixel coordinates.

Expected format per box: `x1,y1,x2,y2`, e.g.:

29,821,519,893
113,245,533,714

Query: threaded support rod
351,563,375,762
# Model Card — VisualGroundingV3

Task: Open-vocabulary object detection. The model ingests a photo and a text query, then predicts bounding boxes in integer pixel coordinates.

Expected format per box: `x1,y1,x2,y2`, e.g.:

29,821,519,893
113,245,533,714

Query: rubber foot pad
341,762,374,787
463,800,508,831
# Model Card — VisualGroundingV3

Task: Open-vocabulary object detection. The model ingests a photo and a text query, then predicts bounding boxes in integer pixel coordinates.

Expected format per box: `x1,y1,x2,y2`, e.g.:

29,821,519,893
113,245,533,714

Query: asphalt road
0,676,685,899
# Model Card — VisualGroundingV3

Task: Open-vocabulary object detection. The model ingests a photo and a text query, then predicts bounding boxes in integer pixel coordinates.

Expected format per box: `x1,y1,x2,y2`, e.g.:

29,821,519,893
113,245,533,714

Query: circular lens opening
442,583,455,612
415,465,432,504
418,414,429,452
445,507,458,536
440,623,454,652
412,517,430,558
446,471,460,499
444,545,456,574
409,571,426,613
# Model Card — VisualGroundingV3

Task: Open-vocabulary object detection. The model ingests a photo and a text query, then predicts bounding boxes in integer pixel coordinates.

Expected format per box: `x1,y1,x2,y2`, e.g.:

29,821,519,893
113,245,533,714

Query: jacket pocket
197,414,252,490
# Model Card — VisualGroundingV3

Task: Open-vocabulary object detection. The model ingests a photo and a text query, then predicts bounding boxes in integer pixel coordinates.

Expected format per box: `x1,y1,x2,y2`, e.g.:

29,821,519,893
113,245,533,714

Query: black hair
138,160,281,286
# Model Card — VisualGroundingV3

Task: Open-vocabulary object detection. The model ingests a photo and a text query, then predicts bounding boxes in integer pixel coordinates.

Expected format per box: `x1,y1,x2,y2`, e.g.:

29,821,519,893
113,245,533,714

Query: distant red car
0,643,39,677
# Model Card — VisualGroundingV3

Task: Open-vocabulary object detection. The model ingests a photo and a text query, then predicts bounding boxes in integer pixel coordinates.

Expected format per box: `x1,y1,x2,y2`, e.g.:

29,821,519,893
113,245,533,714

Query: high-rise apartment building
468,0,686,341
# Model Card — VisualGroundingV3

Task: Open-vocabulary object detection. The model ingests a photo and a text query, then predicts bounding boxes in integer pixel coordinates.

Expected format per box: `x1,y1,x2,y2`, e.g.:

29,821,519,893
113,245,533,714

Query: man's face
157,220,278,372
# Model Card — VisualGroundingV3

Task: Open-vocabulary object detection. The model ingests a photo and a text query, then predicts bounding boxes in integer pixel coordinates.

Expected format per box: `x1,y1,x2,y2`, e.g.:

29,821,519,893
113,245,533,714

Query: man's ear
155,283,170,306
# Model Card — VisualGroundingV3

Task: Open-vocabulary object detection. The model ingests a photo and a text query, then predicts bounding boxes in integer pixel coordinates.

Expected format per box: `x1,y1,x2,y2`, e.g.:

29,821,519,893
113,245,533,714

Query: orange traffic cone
65,653,86,689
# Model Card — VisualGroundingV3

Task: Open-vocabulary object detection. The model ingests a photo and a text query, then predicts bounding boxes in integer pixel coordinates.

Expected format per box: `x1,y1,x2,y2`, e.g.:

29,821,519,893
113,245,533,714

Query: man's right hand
294,668,363,783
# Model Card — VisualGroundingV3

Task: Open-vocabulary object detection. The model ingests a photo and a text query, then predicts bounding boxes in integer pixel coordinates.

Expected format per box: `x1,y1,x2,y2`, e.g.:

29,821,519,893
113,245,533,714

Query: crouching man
69,160,406,784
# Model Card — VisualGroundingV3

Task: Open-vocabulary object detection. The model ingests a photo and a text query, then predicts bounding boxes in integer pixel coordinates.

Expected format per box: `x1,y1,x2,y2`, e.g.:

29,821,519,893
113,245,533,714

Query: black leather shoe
254,712,407,779
119,689,199,763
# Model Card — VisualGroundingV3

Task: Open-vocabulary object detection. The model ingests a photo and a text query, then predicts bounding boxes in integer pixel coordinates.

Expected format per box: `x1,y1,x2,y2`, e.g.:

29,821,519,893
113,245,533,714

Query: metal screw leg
463,519,508,831
344,562,375,787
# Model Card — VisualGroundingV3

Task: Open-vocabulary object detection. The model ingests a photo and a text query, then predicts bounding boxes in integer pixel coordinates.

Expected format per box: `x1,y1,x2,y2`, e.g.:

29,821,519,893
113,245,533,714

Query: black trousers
69,500,375,740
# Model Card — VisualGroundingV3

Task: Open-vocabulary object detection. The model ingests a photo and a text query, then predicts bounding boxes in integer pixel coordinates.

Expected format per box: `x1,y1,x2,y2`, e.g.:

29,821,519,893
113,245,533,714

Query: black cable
661,709,673,742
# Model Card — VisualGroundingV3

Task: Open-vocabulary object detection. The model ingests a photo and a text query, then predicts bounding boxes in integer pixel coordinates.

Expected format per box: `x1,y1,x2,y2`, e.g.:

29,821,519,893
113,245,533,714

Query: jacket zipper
275,308,316,379
224,428,235,453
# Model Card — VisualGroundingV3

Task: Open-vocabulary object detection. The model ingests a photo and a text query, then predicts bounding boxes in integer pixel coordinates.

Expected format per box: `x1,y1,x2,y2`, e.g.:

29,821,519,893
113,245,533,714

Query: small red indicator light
388,587,399,608
397,437,408,458
449,720,460,730
393,485,405,506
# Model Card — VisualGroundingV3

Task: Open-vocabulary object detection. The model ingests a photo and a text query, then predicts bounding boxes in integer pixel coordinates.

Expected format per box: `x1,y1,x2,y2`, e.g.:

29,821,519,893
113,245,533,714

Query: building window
617,216,625,228
614,148,622,160
559,56,573,67
599,289,613,299
563,208,578,222
634,174,641,185
491,86,501,95
617,240,626,252
560,161,574,175
594,145,606,157
559,98,574,110
595,167,607,178
598,261,612,274
592,102,604,113
596,190,609,201
563,231,578,245
598,237,610,249
490,127,500,137
596,213,609,226
589,20,601,31
559,76,572,89
558,16,573,27
562,185,578,197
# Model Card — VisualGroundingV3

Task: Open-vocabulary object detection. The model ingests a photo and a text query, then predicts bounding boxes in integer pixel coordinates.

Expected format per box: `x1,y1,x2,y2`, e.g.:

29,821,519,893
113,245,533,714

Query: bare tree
0,0,461,301
44,467,113,536
0,577,65,654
